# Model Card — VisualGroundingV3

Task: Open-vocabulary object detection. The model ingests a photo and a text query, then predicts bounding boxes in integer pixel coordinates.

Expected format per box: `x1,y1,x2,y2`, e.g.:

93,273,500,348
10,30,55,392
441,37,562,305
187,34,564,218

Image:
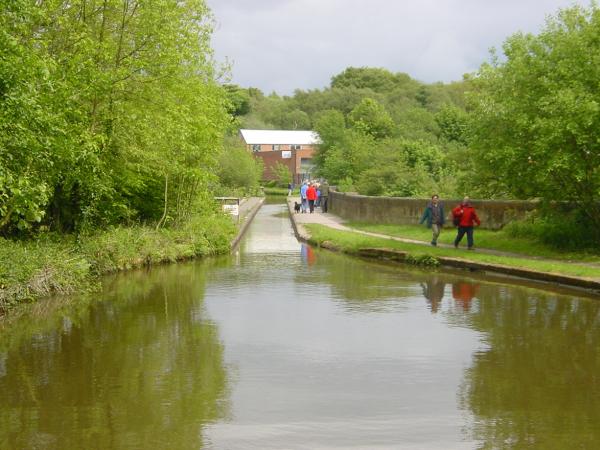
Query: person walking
300,181,308,213
320,181,330,213
452,196,481,250
287,182,293,196
419,194,445,246
306,183,317,213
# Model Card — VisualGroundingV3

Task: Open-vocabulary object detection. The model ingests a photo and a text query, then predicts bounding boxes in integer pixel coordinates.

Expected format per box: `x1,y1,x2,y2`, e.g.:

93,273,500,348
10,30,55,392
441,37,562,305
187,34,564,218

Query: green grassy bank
348,222,600,263
262,187,298,196
0,215,235,311
305,224,600,280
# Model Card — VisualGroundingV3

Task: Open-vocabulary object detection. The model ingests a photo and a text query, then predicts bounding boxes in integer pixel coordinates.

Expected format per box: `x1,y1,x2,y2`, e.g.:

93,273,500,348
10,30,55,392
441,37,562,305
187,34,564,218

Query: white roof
240,129,321,145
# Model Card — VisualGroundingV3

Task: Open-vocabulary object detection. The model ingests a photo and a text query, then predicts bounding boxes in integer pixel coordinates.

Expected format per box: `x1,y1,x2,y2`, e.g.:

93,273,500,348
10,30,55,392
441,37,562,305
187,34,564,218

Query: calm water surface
1,203,599,449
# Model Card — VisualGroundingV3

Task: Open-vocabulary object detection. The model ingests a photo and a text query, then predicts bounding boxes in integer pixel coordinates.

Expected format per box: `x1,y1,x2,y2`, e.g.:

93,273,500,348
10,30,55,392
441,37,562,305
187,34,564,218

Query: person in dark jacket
452,196,481,250
419,194,445,246
320,181,330,213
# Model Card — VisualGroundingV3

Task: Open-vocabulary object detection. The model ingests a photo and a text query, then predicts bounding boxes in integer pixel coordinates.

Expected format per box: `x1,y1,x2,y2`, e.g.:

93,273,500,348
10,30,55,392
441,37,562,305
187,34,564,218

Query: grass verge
262,187,299,196
0,214,235,311
305,224,600,280
347,222,600,263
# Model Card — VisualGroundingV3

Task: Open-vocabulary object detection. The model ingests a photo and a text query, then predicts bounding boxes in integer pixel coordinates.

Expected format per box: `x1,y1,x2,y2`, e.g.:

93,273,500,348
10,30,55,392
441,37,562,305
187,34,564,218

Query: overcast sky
207,0,583,95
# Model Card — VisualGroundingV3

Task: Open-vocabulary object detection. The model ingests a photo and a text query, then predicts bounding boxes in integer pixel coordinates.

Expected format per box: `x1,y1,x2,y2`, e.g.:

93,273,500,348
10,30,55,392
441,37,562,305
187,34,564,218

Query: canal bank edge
1,202,264,312
230,197,265,250
286,201,600,294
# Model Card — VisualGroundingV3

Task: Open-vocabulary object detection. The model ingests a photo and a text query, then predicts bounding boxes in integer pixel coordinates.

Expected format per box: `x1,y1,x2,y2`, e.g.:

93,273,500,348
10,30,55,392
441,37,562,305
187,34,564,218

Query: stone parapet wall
329,191,538,230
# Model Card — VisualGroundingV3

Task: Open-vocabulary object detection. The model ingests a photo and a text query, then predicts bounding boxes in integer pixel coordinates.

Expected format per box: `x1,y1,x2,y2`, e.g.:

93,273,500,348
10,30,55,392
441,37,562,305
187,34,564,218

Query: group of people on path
419,195,481,249
298,180,329,214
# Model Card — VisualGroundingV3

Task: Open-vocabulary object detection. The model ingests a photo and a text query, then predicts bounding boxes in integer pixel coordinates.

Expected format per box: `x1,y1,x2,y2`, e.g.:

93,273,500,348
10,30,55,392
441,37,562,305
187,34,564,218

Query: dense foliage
230,4,600,246
232,66,469,197
215,137,263,196
0,0,231,235
468,4,600,229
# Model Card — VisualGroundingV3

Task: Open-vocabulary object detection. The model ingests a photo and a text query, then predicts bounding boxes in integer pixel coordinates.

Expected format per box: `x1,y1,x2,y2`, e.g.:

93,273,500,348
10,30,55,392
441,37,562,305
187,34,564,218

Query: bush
0,213,236,310
217,141,263,194
503,209,598,251
405,254,440,267
271,162,292,187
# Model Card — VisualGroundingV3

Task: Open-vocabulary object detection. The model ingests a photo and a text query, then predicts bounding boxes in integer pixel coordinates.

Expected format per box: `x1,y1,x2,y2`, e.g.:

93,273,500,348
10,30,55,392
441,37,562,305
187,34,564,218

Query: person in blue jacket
419,194,445,246
299,181,308,213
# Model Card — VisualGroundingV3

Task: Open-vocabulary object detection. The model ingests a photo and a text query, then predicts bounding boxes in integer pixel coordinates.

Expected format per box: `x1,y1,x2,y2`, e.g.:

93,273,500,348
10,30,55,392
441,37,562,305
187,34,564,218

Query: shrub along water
0,214,235,312
0,1,245,312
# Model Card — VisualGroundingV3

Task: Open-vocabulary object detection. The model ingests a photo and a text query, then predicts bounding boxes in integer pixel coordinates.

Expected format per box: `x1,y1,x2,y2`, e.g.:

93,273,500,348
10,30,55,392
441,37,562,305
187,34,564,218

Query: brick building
239,129,321,184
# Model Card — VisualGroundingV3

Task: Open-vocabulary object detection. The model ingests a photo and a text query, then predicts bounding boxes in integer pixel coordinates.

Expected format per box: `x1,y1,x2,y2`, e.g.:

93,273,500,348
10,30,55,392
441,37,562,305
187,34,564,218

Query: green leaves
348,98,395,139
469,4,600,217
0,0,230,234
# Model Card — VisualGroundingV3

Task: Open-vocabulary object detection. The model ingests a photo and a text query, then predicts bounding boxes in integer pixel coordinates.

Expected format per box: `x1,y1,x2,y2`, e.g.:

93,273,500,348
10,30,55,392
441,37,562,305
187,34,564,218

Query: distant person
316,186,321,207
320,181,330,213
287,182,293,196
306,183,317,213
452,196,481,250
300,181,308,213
420,276,445,313
419,194,445,246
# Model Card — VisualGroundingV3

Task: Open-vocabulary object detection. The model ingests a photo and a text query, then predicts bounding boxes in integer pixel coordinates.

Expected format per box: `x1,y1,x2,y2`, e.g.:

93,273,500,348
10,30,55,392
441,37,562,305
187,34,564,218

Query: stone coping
230,197,265,250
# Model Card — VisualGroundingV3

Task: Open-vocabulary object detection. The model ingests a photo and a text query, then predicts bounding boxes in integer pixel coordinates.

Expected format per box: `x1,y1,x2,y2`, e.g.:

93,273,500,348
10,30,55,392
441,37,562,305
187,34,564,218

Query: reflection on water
460,285,600,448
0,264,229,449
0,203,599,449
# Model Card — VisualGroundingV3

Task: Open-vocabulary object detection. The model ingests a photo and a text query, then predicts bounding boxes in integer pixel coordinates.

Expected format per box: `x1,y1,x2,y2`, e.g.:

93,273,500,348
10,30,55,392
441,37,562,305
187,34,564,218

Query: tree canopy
469,4,600,225
0,0,231,235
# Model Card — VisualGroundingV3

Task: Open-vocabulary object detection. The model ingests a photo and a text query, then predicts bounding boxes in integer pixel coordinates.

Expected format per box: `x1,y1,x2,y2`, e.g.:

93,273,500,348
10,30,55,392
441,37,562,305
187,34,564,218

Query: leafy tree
271,162,293,187
435,104,469,144
232,65,468,199
348,98,395,139
223,84,251,116
216,139,263,195
318,131,375,185
278,109,311,130
312,109,346,169
0,0,231,234
331,67,411,93
0,0,60,232
469,4,600,226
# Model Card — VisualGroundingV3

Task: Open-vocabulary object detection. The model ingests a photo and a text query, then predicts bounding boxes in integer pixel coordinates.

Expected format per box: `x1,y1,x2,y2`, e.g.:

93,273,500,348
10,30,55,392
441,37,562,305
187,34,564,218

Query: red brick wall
246,144,317,181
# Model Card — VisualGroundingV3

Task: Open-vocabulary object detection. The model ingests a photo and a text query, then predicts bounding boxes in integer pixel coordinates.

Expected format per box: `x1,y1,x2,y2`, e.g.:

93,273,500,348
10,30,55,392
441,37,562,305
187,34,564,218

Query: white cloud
208,0,584,94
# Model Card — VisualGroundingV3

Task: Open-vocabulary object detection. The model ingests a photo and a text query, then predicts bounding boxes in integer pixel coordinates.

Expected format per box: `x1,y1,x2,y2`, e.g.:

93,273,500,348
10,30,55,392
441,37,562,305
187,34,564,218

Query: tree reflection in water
0,262,229,450
459,285,600,448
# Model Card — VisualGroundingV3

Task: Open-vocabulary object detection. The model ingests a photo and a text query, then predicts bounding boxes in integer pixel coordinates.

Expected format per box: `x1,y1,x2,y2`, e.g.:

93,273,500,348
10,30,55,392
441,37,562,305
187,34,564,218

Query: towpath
286,197,600,269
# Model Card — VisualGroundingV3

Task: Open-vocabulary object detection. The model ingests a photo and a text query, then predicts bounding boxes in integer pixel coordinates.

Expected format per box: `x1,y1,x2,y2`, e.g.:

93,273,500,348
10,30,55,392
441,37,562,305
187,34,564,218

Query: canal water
1,203,599,449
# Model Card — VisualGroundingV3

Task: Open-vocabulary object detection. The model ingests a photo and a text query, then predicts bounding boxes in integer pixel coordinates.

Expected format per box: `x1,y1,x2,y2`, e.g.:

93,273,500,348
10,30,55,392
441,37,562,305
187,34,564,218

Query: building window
291,144,301,150
251,144,261,152
272,144,280,151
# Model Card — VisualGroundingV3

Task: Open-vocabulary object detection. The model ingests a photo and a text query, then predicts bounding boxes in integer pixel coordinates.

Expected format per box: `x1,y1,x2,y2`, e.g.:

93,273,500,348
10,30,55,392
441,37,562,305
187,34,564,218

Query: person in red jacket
452,196,481,250
306,183,318,213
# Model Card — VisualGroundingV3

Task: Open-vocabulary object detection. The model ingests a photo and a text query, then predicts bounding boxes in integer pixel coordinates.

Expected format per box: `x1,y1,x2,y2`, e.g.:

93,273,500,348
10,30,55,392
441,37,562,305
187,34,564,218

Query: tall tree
0,0,230,234
469,5,600,225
